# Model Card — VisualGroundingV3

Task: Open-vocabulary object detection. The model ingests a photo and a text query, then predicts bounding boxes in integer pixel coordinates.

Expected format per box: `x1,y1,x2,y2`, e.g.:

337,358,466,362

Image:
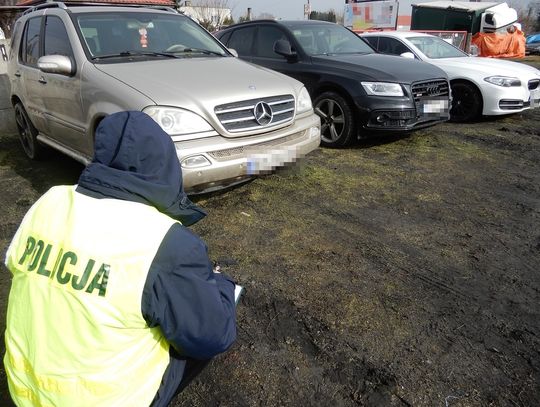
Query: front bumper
356,96,450,133
355,79,451,134
176,112,321,194
482,78,540,115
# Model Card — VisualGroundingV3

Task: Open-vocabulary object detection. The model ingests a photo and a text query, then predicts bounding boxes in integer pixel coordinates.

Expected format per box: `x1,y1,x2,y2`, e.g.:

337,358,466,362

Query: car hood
310,53,447,83
429,56,540,79
94,56,301,115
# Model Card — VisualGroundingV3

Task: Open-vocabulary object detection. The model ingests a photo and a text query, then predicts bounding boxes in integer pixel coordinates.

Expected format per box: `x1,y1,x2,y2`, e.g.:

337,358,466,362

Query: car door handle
38,76,47,84
14,71,21,77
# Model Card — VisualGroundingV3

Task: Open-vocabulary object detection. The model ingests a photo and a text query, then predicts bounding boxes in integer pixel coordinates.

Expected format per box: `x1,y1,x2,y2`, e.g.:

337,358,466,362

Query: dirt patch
182,111,540,407
1,61,539,406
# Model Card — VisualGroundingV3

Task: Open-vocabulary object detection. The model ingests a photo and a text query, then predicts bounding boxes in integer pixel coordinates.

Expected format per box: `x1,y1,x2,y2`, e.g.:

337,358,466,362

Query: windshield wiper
324,51,371,56
180,47,225,57
92,51,179,60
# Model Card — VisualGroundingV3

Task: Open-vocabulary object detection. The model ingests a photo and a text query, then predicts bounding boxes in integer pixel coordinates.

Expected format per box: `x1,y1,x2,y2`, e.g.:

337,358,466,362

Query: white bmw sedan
361,31,540,122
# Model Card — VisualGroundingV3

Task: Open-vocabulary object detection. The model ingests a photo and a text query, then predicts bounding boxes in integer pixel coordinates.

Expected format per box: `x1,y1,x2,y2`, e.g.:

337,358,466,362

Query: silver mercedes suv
8,2,320,194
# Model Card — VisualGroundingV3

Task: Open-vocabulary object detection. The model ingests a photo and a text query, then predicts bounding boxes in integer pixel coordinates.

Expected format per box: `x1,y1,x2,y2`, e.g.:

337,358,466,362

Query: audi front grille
411,79,450,101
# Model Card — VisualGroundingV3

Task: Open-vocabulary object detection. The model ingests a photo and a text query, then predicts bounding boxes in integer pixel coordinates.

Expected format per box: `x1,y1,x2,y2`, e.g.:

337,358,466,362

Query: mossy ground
1,67,539,406
181,107,539,406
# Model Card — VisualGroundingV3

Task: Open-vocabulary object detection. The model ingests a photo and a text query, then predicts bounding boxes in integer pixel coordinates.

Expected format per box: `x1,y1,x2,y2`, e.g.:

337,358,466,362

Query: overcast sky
230,0,534,20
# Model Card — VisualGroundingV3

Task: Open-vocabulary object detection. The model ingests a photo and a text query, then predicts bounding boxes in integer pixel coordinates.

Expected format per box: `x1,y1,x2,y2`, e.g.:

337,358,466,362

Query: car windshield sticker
139,28,148,48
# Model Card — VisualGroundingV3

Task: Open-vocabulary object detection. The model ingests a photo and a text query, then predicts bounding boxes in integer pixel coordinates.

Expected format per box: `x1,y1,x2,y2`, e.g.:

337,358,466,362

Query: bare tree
335,10,344,25
518,7,539,34
0,0,20,39
181,0,235,31
506,0,527,13
508,0,540,34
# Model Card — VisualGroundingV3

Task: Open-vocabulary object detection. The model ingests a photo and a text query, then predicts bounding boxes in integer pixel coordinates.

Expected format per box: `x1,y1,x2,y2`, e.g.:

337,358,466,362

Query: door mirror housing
274,39,297,59
400,51,416,59
468,45,479,57
38,55,75,76
228,48,239,57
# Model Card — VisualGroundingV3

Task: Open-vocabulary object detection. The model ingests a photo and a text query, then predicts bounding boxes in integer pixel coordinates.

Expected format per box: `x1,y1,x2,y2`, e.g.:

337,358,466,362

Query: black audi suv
216,20,451,147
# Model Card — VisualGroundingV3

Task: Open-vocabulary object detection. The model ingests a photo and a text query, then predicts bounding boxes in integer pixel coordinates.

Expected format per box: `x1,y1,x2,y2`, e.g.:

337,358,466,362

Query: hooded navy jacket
77,111,237,406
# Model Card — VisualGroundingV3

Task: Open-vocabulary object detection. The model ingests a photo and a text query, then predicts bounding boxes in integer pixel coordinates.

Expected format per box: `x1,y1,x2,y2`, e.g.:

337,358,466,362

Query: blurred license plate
246,147,298,175
530,88,540,108
421,99,449,114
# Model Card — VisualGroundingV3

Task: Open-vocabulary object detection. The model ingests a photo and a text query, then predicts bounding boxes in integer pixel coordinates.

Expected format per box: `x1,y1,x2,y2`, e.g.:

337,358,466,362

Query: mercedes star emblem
253,101,273,126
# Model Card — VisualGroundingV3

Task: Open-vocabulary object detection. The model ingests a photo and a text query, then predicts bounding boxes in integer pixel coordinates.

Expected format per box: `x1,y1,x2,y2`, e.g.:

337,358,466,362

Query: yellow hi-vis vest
4,185,178,407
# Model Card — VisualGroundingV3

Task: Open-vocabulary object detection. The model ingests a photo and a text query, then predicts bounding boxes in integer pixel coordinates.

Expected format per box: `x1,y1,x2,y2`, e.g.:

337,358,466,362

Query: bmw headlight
484,76,521,87
143,106,213,135
297,87,313,113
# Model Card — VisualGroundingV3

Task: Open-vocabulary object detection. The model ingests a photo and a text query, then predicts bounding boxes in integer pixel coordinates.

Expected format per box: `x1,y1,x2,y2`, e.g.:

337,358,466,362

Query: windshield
286,23,374,56
76,12,228,60
407,36,468,59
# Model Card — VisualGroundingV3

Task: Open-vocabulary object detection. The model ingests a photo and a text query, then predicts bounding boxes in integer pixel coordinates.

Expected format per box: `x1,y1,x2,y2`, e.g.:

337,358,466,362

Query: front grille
411,79,450,123
528,79,540,90
411,79,450,101
215,94,295,133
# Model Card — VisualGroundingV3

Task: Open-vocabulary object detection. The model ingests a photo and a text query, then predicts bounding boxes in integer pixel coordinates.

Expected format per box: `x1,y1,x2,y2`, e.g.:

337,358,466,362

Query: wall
0,39,16,135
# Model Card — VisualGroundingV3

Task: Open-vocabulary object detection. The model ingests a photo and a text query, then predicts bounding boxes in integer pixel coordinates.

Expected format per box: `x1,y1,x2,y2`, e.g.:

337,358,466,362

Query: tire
313,91,356,148
14,102,44,160
450,82,483,122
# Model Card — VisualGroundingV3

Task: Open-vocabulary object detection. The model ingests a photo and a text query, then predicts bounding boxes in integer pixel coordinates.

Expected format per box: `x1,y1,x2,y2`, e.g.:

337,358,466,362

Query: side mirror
400,52,416,59
228,48,238,57
468,45,479,57
274,39,297,59
38,55,74,76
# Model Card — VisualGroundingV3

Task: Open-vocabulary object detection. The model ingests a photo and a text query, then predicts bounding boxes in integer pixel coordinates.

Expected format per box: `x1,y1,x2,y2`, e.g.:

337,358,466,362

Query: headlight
484,76,521,87
361,82,404,97
143,106,213,135
297,86,313,113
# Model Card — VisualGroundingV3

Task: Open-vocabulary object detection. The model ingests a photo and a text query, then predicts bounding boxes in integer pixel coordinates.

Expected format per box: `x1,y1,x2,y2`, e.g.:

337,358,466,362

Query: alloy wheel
315,98,346,144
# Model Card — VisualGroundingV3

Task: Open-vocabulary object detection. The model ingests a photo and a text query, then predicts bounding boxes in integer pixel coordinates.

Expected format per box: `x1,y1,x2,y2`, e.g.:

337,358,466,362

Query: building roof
17,0,175,5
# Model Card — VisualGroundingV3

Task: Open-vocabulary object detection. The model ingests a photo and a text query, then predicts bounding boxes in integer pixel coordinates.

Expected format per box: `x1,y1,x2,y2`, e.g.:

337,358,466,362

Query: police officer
4,111,237,406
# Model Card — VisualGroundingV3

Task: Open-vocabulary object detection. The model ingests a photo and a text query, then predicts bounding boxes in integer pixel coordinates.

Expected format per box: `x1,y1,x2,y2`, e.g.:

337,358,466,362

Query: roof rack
127,5,178,13
22,1,178,15
23,1,67,15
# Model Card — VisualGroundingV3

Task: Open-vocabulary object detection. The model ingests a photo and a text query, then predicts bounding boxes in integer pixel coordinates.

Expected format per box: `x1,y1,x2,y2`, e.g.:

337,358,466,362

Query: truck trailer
410,1,518,53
